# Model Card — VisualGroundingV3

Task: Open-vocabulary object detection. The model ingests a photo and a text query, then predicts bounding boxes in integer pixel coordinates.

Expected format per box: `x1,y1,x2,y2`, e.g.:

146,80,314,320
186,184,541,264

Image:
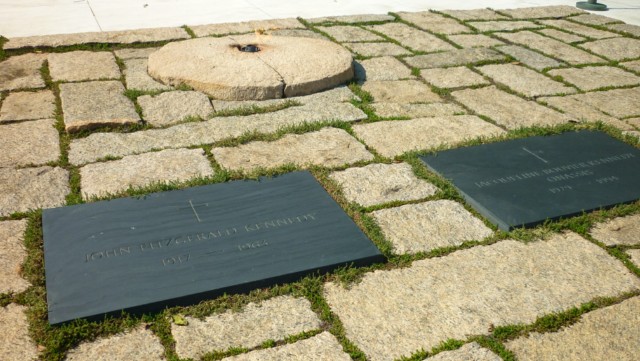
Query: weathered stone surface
0,220,31,294
307,14,395,24
367,23,456,53
148,35,354,100
506,297,640,361
498,5,584,19
190,18,303,37
330,163,438,207
580,38,640,61
324,232,640,361
114,47,159,60
477,64,575,97
4,27,189,50
345,42,411,57
397,11,471,35
497,31,604,65
570,13,622,26
212,128,373,172
317,25,382,42
537,96,624,128
0,90,55,123
590,214,640,246
48,51,120,82
621,60,640,73
0,166,69,216
355,57,413,82
562,87,640,118
0,53,46,91
628,250,640,267
496,45,564,70
224,332,351,361
467,21,541,32
268,29,326,40
362,80,441,103
371,200,492,253
123,58,171,91
440,9,507,21
352,115,505,158
80,148,213,199
452,86,571,129
421,67,488,88
371,102,464,118
0,304,38,361
447,34,503,48
607,23,640,37
68,100,365,165
65,326,165,361
627,117,640,129
539,20,619,40
548,66,640,91
59,81,140,132
172,296,321,359
404,48,505,69
538,29,585,43
0,119,60,168
138,91,212,127
429,343,501,361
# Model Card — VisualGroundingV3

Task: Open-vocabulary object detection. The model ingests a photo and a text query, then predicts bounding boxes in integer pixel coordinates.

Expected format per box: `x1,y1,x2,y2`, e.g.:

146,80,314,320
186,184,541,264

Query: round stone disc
148,35,354,100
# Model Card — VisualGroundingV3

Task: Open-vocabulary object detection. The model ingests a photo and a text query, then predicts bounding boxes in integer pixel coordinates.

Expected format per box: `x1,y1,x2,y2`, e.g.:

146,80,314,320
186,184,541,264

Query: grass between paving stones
209,99,301,118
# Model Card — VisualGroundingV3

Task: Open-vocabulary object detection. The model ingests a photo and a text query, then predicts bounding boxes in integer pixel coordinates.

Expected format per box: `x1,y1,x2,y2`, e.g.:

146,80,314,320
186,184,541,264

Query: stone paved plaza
1,5,639,361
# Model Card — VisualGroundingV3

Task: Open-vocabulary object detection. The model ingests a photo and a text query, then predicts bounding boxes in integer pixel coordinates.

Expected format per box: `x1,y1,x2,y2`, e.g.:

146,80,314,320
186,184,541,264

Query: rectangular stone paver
579,38,640,61
172,296,321,360
114,47,159,60
355,57,413,82
396,11,471,34
496,31,604,65
562,87,640,118
0,119,60,168
362,80,441,103
317,25,383,42
59,80,140,132
345,42,412,57
477,64,575,97
538,29,586,44
138,91,212,127
0,53,46,91
497,5,584,19
439,9,507,21
537,96,624,128
307,14,394,24
324,232,640,361
0,220,31,294
80,148,213,199
123,58,171,91
452,86,571,129
367,23,456,53
496,45,564,70
0,304,38,361
569,13,622,26
65,326,164,361
224,332,351,361
621,60,640,73
0,166,69,216
447,34,504,48
548,66,640,91
607,23,640,37
590,214,640,246
404,48,506,69
539,19,620,39
190,18,303,37
352,115,505,158
0,90,55,123
506,297,640,361
48,51,120,82
371,102,464,118
211,127,373,172
420,67,488,88
467,21,541,32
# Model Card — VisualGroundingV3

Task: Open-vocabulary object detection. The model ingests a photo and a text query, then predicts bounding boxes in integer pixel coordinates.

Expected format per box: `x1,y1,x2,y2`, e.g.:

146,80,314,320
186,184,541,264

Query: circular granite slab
147,35,354,100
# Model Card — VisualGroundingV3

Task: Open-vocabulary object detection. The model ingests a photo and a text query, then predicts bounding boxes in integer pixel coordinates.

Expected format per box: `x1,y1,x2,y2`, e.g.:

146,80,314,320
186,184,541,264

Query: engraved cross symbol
179,200,209,223
522,147,549,164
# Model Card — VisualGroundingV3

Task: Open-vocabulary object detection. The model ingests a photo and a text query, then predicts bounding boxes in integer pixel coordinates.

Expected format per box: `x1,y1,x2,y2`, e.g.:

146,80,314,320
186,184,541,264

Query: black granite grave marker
43,171,384,325
420,131,640,231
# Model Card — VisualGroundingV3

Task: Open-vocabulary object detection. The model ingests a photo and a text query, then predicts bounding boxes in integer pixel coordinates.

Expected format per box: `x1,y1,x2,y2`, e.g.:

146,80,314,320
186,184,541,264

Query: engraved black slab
420,131,640,231
43,171,384,325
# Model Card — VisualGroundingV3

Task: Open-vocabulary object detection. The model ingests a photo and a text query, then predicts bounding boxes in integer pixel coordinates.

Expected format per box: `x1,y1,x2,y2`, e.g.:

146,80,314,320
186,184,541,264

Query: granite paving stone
538,20,620,40
404,48,506,69
138,91,212,127
477,64,575,97
0,119,60,168
307,14,394,24
428,343,501,361
0,220,31,294
447,34,504,48
496,45,565,70
48,51,120,82
329,163,438,207
439,9,507,21
268,29,326,39
59,80,140,132
362,80,441,103
496,31,604,64
0,53,46,91
0,166,69,216
324,232,640,361
621,60,640,73
0,304,38,361
562,87,640,118
590,214,640,246
548,66,640,91
569,13,622,26
223,332,351,361
537,96,627,129
0,90,55,123
344,42,411,57
396,11,471,35
80,148,214,199
579,38,640,61
628,250,640,267
467,21,541,32
506,297,640,361
123,58,171,91
606,23,640,37
627,117,640,129
190,18,303,37
317,25,383,42
371,102,465,118
355,56,413,82
352,115,505,158
452,86,571,129
371,200,493,253
65,326,165,361
172,296,321,359
420,67,488,88
212,127,373,172
497,5,584,19
114,47,160,60
538,29,585,43
367,23,456,53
